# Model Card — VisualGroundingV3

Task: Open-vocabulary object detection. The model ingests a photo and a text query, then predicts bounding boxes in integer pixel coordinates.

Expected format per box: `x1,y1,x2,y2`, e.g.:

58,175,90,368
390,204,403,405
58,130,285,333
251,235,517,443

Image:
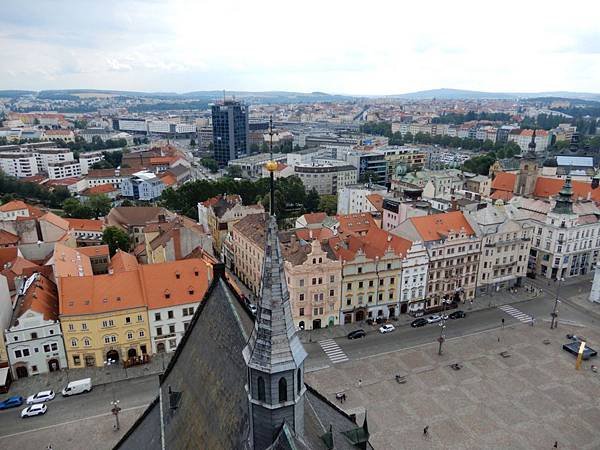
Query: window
104,336,111,344
14,350,22,358
358,267,362,274
137,315,143,322
175,271,181,279
329,289,334,297
330,275,335,283
156,327,163,336
71,339,78,347
183,322,190,331
68,324,75,332
358,281,363,288
110,336,117,343
299,293,304,301
278,377,288,402
257,377,265,401
168,310,174,319
387,263,392,270
188,288,194,295
44,344,51,352
82,323,88,330
347,282,352,290
165,291,171,299
346,298,351,306
73,355,81,366
102,320,115,328
297,369,302,394
169,339,177,349
390,278,395,285
31,332,38,339
299,279,305,287
312,278,317,285
155,313,161,321
125,317,130,324
169,325,175,334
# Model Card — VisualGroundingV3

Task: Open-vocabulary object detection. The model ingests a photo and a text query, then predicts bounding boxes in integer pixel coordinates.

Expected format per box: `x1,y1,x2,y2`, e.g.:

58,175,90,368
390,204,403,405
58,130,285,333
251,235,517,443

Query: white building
293,163,358,195
6,273,68,378
148,302,199,354
0,152,38,178
337,183,389,215
121,170,165,201
0,275,12,366
79,151,105,175
508,129,552,154
47,160,82,180
400,241,430,314
34,148,75,172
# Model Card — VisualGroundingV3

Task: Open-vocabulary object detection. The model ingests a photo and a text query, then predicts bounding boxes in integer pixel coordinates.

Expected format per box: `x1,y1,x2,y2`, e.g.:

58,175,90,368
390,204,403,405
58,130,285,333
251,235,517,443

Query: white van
62,378,92,397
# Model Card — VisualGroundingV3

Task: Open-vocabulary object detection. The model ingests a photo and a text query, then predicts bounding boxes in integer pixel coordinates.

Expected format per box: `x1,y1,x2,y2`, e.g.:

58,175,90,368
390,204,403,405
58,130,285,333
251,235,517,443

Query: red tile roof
302,212,327,225
77,245,109,258
533,177,600,202
295,227,334,242
14,273,59,323
366,194,384,212
337,213,377,235
329,226,412,262
410,211,475,242
490,190,513,201
110,250,139,273
66,218,104,232
0,200,29,212
491,172,516,192
83,184,118,195
0,230,19,245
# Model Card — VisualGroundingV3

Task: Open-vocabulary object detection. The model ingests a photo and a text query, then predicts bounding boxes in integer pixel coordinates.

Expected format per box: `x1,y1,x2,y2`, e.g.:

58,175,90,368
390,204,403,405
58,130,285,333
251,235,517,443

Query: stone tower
515,129,538,196
243,215,308,450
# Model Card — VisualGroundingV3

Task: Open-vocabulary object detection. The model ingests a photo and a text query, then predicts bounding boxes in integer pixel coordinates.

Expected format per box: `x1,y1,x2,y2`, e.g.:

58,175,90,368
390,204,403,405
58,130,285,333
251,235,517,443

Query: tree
91,160,113,170
87,194,112,218
226,165,243,178
102,226,131,256
318,195,337,215
200,157,219,173
404,132,414,143
305,188,320,213
121,199,134,207
359,170,378,183
62,198,93,219
250,143,260,153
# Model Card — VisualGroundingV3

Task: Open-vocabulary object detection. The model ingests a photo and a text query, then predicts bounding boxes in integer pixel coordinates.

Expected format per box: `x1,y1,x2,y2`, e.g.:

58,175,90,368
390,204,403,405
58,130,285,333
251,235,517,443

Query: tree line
0,172,70,208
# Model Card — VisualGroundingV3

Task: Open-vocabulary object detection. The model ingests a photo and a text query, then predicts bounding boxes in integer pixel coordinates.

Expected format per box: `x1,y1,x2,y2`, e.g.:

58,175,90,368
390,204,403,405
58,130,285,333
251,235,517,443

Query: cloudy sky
1,0,600,94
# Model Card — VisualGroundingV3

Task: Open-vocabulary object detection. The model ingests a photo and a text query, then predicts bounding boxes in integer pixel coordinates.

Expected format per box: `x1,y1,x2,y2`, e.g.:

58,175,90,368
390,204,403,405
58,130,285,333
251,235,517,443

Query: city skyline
2,0,600,94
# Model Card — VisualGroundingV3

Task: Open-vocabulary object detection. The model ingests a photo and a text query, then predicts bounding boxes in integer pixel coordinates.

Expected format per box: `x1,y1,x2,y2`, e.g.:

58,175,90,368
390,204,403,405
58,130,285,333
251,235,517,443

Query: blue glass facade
212,101,249,166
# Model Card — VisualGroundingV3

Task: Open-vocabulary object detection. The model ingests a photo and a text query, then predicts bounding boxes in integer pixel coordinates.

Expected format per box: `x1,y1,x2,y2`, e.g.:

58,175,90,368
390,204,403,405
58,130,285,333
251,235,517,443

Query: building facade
212,100,249,166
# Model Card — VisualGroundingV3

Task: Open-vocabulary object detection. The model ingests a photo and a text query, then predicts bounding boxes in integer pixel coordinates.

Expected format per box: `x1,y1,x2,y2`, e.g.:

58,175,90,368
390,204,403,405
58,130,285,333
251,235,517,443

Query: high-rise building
211,100,249,166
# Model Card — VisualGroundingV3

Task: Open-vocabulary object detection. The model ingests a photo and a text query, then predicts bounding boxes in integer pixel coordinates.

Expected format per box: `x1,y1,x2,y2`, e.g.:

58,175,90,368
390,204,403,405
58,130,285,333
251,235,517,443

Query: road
304,290,597,370
0,278,596,443
0,374,159,443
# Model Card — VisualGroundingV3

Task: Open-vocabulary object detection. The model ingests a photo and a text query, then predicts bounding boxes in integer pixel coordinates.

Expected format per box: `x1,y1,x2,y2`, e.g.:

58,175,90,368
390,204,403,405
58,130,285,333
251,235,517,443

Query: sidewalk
298,282,541,344
5,352,172,397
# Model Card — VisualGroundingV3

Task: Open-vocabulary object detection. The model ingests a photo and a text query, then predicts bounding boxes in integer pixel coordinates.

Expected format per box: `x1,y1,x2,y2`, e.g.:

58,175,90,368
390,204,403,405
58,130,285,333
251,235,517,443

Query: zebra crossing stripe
319,339,349,364
499,305,532,323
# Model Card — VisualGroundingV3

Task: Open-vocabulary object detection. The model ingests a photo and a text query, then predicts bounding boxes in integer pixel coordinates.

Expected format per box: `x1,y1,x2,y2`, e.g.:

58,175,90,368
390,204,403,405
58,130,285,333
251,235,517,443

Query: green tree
102,226,131,256
87,194,112,218
121,199,134,207
305,188,320,213
62,198,93,219
318,195,337,215
358,170,379,183
260,142,269,152
250,143,260,153
190,138,196,147
226,165,243,178
200,157,219,173
404,132,414,143
91,160,113,170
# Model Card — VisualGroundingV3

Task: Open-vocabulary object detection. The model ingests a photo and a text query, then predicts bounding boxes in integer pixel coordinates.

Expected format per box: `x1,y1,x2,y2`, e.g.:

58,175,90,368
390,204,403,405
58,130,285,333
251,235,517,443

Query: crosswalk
319,339,349,364
498,304,533,323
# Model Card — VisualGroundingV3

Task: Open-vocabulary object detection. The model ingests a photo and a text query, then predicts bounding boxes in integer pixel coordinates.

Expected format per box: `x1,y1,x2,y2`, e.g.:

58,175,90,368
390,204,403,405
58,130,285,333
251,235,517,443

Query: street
0,374,159,448
0,276,597,449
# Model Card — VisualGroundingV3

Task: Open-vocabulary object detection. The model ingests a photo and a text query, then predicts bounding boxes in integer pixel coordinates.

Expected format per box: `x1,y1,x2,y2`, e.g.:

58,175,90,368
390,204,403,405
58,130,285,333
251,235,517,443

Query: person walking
423,425,429,437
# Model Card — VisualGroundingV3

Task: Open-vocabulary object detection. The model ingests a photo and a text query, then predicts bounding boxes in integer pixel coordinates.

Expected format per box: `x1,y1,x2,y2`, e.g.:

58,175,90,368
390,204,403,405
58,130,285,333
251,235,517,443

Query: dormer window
188,287,195,295
164,290,171,299
175,271,181,279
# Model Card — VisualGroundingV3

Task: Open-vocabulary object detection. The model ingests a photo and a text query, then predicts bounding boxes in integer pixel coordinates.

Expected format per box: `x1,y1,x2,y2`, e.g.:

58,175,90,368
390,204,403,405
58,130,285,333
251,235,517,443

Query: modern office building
211,101,249,166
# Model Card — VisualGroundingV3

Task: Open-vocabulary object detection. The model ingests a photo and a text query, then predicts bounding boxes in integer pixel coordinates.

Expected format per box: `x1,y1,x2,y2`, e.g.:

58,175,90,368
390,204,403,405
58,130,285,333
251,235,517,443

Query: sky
1,0,600,95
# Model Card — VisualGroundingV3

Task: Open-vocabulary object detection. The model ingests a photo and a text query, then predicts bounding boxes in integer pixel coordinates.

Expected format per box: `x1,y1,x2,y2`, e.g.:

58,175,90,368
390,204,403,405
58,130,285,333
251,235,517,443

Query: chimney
592,178,599,190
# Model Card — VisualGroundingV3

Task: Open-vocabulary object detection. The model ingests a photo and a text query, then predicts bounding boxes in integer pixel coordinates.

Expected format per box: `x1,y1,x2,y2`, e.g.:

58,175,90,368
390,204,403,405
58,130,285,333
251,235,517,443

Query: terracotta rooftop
533,176,600,202
44,129,73,135
52,243,94,278
107,207,169,227
13,273,59,324
66,218,104,232
0,229,19,245
490,190,514,201
77,245,110,258
83,184,119,195
110,250,139,273
329,225,412,262
39,212,70,231
295,227,334,242
159,173,177,186
337,213,377,235
366,193,384,212
410,210,475,242
301,212,327,225
1,255,40,291
0,200,29,212
0,247,19,266
491,172,516,192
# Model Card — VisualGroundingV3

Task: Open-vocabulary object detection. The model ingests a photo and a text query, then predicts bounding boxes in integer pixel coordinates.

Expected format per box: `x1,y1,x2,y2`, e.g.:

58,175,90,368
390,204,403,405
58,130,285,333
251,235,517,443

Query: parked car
379,324,395,334
427,315,442,324
0,396,24,410
347,329,367,339
411,318,428,328
21,403,47,418
26,390,55,405
249,304,258,316
449,310,466,319
62,378,92,397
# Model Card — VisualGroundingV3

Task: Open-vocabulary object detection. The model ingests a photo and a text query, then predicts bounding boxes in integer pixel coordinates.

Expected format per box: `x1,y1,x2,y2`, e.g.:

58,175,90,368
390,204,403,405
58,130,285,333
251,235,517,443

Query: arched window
257,376,265,401
297,369,302,394
278,377,287,402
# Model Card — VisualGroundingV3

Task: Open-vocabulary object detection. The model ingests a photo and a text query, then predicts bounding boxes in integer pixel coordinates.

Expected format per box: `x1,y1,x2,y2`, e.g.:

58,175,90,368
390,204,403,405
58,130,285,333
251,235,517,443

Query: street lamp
104,358,117,404
438,322,446,355
111,399,121,431
550,277,564,329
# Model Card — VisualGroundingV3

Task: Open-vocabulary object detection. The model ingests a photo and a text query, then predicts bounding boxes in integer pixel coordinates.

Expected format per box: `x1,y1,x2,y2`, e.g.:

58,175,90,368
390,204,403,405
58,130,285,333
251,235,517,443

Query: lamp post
111,399,121,431
550,277,563,329
437,321,446,355
104,358,117,404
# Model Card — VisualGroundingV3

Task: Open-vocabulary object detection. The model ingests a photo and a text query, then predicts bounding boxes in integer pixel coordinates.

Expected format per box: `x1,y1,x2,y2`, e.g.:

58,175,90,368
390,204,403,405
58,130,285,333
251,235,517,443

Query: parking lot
306,321,600,449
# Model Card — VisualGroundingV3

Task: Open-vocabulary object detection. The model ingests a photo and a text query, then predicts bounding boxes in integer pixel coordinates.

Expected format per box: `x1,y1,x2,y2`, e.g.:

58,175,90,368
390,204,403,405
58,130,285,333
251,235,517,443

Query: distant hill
390,88,600,101
0,90,36,98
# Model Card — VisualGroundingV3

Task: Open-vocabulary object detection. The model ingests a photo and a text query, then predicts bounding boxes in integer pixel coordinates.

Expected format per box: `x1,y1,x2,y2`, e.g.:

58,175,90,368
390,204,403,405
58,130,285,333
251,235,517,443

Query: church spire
525,128,537,159
243,204,308,449
552,173,574,215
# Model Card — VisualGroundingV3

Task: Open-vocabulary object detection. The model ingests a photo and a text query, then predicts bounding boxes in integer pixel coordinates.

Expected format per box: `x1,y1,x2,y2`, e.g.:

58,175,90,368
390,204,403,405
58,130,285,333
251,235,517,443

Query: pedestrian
531,315,535,327
358,379,362,388
553,441,558,448
423,425,429,437
501,318,505,329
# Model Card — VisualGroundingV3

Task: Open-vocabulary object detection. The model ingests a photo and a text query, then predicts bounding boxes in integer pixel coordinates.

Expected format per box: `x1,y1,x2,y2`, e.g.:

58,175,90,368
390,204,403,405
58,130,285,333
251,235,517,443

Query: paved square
306,323,600,449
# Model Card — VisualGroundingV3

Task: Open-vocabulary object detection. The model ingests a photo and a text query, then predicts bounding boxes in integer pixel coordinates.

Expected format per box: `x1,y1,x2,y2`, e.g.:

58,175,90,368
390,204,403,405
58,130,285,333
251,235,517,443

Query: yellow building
58,253,151,368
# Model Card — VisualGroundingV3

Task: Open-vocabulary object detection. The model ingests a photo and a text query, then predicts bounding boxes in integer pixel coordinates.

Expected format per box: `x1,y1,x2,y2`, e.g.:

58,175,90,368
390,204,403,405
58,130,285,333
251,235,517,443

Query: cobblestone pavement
305,320,600,449
5,352,172,398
